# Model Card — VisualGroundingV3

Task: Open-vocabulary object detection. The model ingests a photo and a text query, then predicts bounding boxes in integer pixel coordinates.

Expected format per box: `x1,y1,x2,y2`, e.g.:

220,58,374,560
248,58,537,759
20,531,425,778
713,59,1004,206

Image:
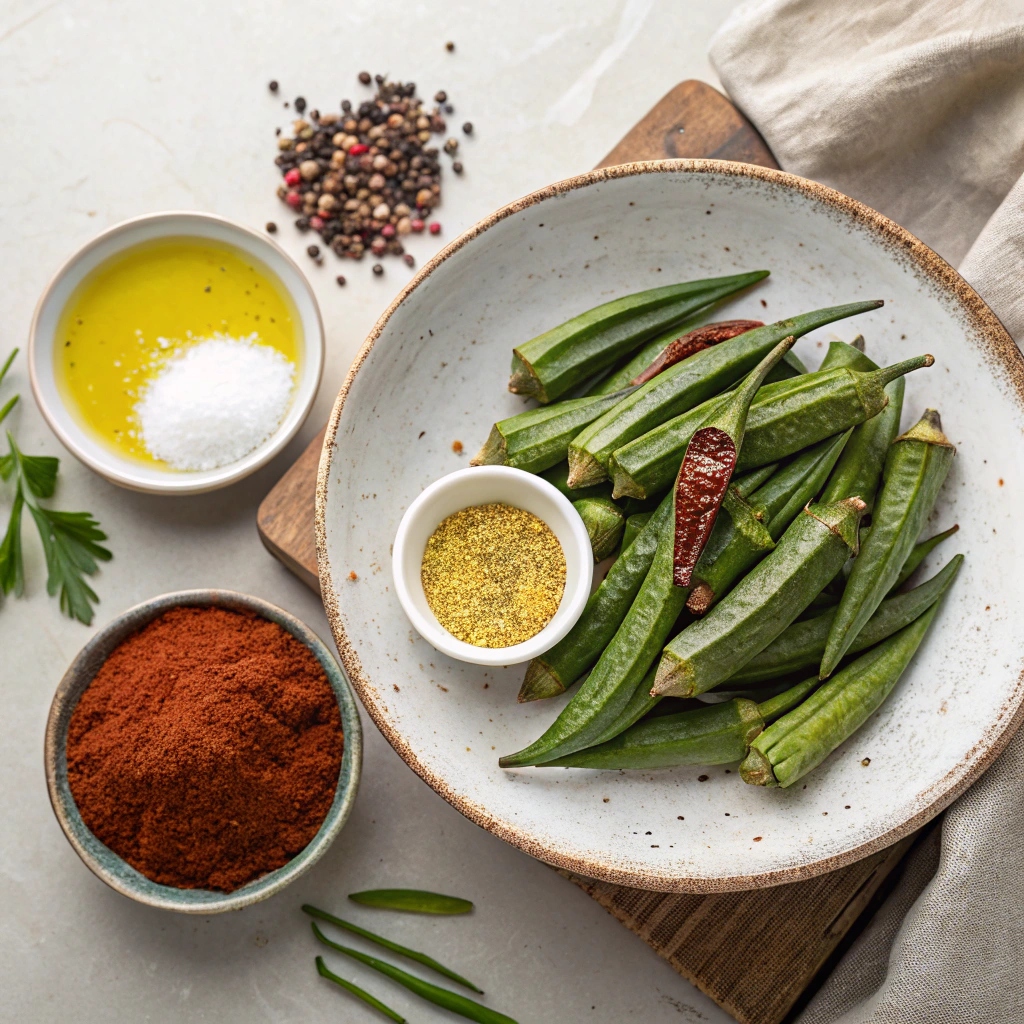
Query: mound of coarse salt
135,335,295,471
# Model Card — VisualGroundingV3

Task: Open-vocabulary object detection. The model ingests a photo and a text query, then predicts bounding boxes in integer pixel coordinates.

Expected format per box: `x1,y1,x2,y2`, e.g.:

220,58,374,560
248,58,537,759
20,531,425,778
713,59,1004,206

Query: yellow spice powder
421,503,566,648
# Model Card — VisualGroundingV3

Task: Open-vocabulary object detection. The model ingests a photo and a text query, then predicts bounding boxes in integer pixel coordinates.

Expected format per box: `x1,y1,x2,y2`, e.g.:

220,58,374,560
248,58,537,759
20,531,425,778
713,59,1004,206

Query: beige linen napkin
710,3,1024,1021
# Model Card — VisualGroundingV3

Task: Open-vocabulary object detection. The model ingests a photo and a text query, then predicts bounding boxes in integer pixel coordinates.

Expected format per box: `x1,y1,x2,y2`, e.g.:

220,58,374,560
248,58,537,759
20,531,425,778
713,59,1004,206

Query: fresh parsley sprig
0,349,111,624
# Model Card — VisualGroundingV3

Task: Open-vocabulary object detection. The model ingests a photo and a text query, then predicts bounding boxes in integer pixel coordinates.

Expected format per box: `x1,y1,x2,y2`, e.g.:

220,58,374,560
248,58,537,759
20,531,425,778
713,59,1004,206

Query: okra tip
650,652,691,698
896,407,955,449
739,746,778,787
518,660,566,703
686,582,714,616
471,425,506,466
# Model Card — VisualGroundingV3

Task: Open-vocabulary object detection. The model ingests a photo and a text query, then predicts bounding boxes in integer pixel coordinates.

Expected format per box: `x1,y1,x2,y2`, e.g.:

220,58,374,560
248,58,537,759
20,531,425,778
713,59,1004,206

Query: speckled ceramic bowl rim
44,589,362,913
315,159,1024,893
27,210,326,495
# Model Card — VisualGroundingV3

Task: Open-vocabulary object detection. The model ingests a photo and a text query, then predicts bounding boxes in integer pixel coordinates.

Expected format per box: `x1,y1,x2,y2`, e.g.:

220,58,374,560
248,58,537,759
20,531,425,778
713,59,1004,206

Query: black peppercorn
445,40,455,51
295,216,310,231
341,99,352,111
452,161,463,174
434,90,447,103
294,96,306,113
268,80,279,92
462,121,473,134
336,275,346,286
403,253,415,267
372,263,384,275
358,71,371,85
265,221,277,233
307,244,320,258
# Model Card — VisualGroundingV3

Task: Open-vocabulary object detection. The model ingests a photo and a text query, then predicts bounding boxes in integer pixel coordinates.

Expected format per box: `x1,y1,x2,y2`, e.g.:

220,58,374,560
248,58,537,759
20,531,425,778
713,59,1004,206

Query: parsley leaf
0,489,24,597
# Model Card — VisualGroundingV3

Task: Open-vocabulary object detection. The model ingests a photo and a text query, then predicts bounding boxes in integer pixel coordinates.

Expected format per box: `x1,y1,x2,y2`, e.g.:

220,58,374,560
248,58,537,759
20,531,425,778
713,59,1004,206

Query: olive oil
56,237,300,466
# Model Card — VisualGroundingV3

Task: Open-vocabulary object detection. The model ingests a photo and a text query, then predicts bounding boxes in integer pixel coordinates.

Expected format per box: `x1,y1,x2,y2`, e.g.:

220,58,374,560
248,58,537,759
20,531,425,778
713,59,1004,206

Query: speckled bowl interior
317,160,1024,892
44,590,362,913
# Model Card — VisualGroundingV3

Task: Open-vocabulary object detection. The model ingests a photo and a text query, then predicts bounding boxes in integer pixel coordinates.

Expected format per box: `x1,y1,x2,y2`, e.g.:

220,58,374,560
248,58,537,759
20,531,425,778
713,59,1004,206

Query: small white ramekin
392,466,594,666
28,211,325,495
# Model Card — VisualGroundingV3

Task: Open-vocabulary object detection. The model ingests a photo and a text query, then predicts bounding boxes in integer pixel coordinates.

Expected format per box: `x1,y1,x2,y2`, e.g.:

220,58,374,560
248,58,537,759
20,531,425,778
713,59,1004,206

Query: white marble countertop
0,1,744,1019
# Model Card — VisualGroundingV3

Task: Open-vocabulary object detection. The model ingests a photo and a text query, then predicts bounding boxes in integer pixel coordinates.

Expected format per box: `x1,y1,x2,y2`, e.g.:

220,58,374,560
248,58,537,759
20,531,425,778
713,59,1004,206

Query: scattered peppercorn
435,90,447,103
372,263,384,275
403,253,415,267
452,161,463,174
265,221,277,233
336,275,347,286
462,121,473,134
271,75,469,266
446,41,455,51
444,137,459,154
429,221,441,235
307,244,320,258
269,80,279,92
444,103,454,114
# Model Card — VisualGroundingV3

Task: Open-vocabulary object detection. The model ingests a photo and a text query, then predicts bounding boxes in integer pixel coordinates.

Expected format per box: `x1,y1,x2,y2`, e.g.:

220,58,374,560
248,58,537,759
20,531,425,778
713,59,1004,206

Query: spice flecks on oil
421,503,565,648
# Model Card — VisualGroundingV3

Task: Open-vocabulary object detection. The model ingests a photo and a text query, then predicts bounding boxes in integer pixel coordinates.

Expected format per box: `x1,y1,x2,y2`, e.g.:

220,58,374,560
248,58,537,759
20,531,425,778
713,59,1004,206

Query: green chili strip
312,925,518,1024
820,410,955,678
315,957,407,1023
303,904,482,992
349,889,473,915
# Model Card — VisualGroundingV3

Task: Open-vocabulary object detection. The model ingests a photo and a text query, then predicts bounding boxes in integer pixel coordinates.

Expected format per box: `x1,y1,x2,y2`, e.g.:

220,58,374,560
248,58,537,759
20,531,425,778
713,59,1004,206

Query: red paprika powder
66,606,344,893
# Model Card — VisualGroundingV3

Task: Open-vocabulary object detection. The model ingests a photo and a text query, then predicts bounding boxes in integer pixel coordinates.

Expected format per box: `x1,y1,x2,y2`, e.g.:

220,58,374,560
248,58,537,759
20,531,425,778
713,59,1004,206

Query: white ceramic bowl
28,211,324,494
317,160,1023,893
392,466,593,666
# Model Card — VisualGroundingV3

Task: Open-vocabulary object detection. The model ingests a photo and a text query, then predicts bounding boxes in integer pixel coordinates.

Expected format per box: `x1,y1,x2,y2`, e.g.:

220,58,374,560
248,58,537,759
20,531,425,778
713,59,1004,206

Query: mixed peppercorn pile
271,75,468,273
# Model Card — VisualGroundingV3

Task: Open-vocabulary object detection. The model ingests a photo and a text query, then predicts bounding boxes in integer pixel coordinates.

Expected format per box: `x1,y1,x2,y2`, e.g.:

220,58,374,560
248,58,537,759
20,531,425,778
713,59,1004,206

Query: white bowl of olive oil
28,211,324,494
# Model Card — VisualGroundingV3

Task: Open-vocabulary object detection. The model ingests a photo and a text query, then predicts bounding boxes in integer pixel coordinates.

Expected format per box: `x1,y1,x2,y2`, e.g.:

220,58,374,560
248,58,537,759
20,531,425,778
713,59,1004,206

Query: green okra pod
517,465,777,703
609,352,930,500
471,388,634,474
729,554,963,684
568,301,883,488
502,515,689,766
510,271,769,404
892,524,959,591
574,496,625,561
541,697,763,770
741,590,950,788
686,430,852,614
817,337,874,373
312,925,518,1024
540,461,613,502
818,343,906,512
621,511,653,554
820,410,955,678
652,498,867,699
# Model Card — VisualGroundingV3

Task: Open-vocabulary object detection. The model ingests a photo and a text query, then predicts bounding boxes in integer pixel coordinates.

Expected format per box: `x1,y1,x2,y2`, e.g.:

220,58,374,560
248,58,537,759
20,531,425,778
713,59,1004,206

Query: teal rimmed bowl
44,589,362,913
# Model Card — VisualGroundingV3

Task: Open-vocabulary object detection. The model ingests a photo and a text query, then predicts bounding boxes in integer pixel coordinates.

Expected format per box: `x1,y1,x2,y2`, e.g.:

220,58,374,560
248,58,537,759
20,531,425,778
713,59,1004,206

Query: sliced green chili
510,271,769,403
730,554,962,684
820,410,955,678
312,925,518,1024
348,889,473,915
315,956,407,1023
653,498,866,698
742,590,951,787
568,301,883,488
303,904,482,992
609,353,929,500
471,388,634,474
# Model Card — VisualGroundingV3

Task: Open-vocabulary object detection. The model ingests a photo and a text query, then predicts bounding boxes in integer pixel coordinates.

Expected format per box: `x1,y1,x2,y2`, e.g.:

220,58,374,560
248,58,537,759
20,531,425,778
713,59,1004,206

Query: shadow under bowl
44,589,362,913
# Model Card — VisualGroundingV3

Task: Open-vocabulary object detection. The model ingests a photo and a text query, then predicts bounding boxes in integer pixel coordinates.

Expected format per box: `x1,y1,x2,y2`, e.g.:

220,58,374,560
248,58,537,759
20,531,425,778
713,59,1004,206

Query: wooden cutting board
257,80,920,1024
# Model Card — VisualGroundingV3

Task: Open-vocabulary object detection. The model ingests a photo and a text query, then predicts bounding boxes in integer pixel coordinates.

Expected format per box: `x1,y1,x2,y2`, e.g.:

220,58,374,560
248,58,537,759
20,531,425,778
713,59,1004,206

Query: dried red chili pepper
673,335,796,587
631,320,764,386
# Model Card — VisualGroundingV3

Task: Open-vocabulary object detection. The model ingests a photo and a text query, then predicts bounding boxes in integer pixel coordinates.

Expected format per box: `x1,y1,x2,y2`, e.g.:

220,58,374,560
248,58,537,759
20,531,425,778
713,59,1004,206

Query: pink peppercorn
284,168,302,186
348,143,369,156
310,216,324,230
410,219,425,233
285,191,303,209
381,224,396,238
429,222,441,235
